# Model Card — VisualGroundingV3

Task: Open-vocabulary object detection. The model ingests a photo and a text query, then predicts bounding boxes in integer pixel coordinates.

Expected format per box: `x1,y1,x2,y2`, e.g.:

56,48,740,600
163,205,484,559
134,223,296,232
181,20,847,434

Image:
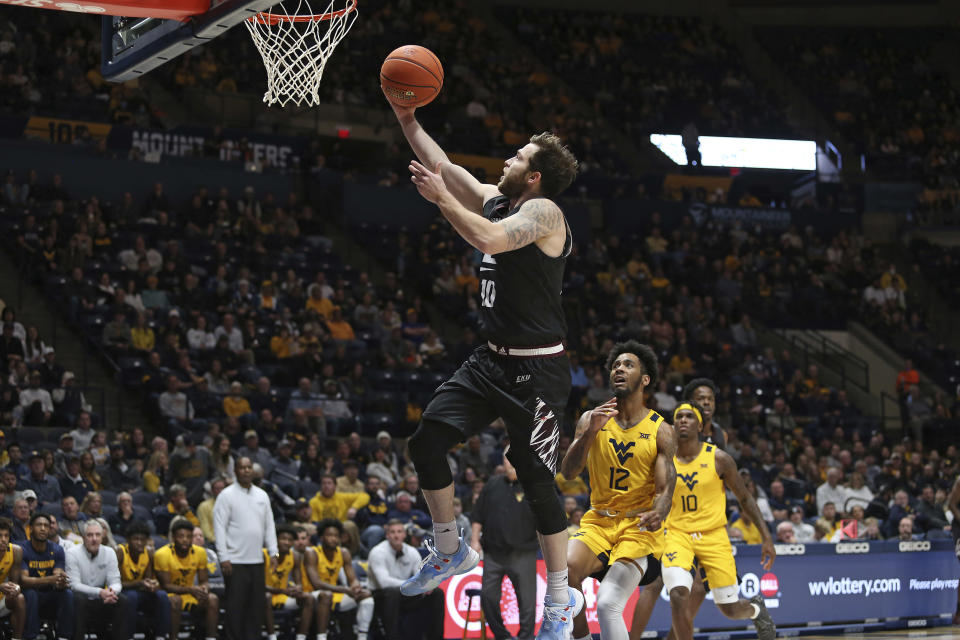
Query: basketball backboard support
100,0,277,82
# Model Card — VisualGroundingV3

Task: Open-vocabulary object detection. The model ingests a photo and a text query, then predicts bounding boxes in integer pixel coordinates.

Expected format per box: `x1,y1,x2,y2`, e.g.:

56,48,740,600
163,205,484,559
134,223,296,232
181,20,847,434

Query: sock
269,635,278,640
547,569,569,604
296,635,307,640
750,602,761,619
318,633,328,640
575,635,592,640
157,636,165,640
358,634,368,640
433,520,459,555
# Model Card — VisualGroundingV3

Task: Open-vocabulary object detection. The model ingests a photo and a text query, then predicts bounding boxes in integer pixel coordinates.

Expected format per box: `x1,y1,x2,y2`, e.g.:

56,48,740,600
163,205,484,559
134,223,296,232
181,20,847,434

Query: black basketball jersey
702,421,727,450
478,195,570,347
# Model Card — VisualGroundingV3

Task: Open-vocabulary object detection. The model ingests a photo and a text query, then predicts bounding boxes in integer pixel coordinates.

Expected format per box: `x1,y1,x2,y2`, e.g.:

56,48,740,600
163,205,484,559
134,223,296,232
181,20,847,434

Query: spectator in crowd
169,434,212,506
238,430,273,472
335,459,364,494
367,519,444,640
11,498,30,543
775,521,796,543
60,454,93,505
66,520,126,639
897,515,920,541
19,371,54,426
816,467,846,516
21,449,61,506
197,477,226,544
159,376,199,431
69,411,96,450
309,473,370,522
108,492,138,540
154,484,200,536
99,442,141,492
59,495,87,543
386,491,431,530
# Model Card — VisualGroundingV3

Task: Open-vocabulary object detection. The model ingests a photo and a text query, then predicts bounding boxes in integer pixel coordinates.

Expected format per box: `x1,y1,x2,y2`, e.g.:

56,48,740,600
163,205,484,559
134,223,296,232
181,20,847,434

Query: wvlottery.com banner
439,540,958,637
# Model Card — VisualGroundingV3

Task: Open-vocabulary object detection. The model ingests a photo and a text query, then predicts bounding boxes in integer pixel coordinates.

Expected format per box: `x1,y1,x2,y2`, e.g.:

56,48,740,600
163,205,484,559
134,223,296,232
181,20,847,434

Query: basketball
380,45,444,108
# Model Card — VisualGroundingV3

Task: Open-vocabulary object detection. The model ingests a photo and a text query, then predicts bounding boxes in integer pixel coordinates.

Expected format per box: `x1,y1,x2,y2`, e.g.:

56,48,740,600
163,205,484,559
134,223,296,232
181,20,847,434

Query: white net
245,0,357,107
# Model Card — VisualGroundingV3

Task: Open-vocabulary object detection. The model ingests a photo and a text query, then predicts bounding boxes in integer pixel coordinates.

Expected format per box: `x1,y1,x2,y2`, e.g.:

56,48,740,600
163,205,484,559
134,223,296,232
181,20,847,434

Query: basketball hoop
245,0,357,107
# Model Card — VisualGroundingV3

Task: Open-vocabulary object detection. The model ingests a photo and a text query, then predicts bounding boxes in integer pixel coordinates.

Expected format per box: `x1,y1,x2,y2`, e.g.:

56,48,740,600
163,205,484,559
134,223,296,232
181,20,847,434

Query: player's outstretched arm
409,162,563,254
386,96,497,213
718,451,776,570
560,399,617,479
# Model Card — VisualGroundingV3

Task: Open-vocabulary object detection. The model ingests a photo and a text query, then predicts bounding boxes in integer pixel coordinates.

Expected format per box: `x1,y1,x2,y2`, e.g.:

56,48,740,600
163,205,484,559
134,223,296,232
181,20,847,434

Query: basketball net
245,0,358,107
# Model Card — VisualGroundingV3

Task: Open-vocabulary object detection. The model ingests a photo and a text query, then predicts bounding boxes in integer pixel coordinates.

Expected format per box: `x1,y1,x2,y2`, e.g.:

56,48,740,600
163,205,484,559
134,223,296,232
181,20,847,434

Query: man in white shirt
213,313,244,352
367,520,443,640
66,520,126,639
213,457,277,640
19,371,54,426
788,507,815,542
816,467,847,516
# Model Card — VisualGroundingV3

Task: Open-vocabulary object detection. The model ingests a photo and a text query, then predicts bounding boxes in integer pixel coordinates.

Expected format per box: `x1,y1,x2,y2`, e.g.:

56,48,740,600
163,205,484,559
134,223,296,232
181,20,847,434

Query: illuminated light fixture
649,134,817,171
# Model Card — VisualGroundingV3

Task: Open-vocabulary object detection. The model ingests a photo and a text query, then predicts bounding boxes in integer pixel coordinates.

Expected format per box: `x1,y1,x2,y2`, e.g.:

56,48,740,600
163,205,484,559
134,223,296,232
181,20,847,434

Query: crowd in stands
0,7,156,126
506,9,796,146
762,28,960,192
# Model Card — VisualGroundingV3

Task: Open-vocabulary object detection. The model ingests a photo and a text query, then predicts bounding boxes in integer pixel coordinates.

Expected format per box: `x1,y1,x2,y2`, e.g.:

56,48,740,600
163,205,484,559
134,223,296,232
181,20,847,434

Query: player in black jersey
384,95,583,639
629,377,724,638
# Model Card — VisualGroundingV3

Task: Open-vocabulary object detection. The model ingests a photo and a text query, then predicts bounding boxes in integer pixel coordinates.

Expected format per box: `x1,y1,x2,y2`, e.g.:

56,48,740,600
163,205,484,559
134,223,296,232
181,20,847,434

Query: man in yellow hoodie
309,473,369,522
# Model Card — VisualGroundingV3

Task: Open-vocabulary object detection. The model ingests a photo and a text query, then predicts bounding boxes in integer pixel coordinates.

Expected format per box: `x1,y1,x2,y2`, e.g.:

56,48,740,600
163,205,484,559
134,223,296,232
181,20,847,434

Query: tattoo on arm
499,199,562,251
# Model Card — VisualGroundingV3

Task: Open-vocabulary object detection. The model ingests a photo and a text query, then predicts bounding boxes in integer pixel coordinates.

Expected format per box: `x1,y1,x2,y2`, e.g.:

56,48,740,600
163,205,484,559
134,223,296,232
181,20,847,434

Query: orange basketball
380,45,444,108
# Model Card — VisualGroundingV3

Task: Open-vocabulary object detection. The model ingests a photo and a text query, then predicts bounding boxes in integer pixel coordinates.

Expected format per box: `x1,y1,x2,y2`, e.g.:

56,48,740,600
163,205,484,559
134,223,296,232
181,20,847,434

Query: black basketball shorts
422,345,571,475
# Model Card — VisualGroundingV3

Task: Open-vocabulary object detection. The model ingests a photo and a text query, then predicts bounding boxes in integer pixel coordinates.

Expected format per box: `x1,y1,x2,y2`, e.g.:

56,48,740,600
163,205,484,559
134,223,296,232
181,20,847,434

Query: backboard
100,0,277,82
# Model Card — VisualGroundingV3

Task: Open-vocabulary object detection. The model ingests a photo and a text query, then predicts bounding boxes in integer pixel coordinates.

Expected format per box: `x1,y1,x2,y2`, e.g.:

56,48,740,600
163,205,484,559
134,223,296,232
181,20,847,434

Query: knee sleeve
663,566,694,594
506,447,567,535
408,419,462,490
711,584,740,605
522,477,567,535
596,560,645,640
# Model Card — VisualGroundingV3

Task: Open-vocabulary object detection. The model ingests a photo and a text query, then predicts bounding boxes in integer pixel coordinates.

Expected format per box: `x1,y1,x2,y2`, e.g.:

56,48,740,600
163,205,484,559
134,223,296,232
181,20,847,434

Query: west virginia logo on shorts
665,551,677,562
609,439,636,465
678,472,699,491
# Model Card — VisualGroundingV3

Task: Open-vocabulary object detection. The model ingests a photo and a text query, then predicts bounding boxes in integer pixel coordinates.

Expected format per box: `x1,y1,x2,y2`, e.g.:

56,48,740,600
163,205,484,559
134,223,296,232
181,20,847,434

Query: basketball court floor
799,630,959,640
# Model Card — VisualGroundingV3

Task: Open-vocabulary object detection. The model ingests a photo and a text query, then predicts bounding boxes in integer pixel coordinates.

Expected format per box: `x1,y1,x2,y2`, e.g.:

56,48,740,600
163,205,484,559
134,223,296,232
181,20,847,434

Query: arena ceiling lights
650,134,817,171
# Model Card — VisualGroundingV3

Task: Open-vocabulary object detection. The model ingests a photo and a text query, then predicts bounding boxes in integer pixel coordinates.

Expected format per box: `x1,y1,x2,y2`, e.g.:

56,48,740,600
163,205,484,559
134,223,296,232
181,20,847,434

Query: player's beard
613,378,642,400
498,170,526,198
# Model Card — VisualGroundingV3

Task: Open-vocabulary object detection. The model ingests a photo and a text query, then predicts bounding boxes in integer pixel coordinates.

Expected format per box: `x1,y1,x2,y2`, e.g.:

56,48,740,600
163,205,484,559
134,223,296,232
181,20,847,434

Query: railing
770,328,870,392
879,390,904,436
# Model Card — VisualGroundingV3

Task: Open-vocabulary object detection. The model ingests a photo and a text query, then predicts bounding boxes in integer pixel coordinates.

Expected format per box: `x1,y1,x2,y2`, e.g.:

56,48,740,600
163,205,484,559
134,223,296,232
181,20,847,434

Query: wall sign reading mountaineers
439,541,958,636
107,126,304,169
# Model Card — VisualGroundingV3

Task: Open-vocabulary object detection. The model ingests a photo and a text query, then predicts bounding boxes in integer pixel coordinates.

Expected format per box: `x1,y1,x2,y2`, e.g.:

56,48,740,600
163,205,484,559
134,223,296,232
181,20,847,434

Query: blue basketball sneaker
399,532,479,596
537,587,584,640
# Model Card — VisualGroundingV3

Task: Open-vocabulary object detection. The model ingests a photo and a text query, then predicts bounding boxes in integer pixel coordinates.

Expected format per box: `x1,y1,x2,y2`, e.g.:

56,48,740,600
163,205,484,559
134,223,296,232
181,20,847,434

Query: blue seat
131,491,158,510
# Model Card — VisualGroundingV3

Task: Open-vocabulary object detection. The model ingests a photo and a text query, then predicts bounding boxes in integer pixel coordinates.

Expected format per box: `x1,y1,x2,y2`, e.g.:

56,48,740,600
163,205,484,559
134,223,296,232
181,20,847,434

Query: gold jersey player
385,79,584,638
561,341,677,640
264,524,315,640
662,403,776,640
0,518,25,640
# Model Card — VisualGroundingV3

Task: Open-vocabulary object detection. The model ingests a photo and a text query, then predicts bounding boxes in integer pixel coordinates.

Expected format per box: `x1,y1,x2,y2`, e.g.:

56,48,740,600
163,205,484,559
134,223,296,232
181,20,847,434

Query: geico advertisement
438,542,959,636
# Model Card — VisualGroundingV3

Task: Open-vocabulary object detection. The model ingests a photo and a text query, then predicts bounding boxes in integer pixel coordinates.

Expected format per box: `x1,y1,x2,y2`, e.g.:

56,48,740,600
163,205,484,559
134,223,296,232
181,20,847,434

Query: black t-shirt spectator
470,474,538,555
